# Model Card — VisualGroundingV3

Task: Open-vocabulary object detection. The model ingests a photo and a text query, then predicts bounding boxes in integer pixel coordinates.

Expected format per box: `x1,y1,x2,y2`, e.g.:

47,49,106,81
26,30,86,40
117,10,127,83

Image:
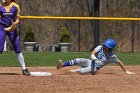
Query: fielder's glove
4,22,16,32
91,54,97,61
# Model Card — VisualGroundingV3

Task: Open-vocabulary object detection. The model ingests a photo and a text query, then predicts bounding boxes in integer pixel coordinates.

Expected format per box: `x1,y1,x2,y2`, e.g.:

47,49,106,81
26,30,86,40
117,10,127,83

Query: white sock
16,52,26,70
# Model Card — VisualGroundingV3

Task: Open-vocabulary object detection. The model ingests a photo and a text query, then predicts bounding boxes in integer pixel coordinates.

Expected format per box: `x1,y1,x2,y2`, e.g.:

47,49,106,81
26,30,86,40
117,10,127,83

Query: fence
19,16,140,52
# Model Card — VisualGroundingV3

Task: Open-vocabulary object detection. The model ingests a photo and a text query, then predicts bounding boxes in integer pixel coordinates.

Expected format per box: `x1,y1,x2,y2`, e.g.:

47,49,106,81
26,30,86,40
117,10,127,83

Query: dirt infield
0,66,139,93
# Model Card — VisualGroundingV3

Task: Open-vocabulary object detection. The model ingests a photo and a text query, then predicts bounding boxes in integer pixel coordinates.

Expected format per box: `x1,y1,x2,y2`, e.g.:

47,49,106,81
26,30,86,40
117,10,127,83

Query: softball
59,60,62,62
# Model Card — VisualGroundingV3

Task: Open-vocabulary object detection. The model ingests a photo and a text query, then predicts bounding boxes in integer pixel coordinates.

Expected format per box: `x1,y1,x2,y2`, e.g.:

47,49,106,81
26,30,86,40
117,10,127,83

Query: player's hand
91,54,97,61
4,22,16,32
126,70,135,75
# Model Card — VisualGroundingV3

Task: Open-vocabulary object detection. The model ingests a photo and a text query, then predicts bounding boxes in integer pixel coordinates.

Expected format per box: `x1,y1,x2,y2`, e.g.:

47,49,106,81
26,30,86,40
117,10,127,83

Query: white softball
59,60,62,62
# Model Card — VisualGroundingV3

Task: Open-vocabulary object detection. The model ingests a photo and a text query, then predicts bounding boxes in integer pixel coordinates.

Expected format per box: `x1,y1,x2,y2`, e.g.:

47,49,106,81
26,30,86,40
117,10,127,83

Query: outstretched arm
117,61,135,74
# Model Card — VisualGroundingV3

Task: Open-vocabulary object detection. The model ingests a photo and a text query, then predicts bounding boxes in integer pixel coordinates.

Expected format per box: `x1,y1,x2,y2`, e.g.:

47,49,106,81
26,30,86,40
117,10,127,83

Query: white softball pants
75,58,97,74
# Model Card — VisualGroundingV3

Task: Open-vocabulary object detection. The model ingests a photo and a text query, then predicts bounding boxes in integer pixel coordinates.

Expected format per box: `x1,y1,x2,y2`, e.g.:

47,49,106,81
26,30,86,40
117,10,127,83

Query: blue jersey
0,2,20,27
94,45,120,68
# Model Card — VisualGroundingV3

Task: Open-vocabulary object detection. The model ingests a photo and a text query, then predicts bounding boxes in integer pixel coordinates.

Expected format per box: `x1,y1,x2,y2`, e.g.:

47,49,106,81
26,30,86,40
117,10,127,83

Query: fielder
57,38,135,75
0,0,30,75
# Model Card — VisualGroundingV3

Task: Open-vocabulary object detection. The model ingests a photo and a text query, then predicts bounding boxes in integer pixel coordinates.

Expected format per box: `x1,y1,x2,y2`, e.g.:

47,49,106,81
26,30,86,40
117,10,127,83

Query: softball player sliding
57,38,135,75
0,0,30,75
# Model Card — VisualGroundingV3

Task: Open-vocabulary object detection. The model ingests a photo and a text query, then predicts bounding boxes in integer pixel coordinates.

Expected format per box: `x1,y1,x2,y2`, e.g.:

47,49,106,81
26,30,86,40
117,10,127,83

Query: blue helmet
103,38,116,49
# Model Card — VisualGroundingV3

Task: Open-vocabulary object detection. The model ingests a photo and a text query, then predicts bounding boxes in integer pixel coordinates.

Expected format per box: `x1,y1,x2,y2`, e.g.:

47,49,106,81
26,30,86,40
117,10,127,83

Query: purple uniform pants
0,25,21,54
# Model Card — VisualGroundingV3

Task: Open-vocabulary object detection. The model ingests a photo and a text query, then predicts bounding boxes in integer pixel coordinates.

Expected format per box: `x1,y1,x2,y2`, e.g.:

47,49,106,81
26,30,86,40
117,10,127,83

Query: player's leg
77,66,92,73
67,59,98,74
56,58,91,69
0,28,6,54
8,31,21,53
56,59,76,69
16,52,30,75
69,58,96,73
8,31,30,75
69,58,92,72
78,63,98,74
91,61,98,74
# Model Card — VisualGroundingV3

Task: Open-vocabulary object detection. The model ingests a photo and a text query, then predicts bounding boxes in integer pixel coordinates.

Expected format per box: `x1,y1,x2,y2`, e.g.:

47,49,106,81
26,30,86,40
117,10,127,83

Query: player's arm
11,3,20,29
13,16,20,26
90,45,102,61
14,3,20,26
5,3,20,31
4,18,19,31
10,6,20,30
91,50,97,61
11,16,20,30
117,61,135,74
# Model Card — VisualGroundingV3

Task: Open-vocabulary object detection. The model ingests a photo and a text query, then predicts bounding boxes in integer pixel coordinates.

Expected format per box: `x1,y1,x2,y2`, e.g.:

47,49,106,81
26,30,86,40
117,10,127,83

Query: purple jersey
0,2,21,54
0,2,20,27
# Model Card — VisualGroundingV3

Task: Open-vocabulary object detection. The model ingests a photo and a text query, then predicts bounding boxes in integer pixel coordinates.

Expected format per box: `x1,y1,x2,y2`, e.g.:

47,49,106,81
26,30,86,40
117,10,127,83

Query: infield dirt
0,66,139,93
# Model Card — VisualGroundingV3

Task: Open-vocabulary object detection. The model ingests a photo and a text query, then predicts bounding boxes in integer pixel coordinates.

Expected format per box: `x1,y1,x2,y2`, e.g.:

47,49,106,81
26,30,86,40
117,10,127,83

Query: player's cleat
22,69,30,76
56,60,63,70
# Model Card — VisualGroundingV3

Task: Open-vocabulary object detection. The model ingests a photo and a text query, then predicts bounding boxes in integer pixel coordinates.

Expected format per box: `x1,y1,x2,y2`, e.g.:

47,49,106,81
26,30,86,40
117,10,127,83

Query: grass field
0,51,140,67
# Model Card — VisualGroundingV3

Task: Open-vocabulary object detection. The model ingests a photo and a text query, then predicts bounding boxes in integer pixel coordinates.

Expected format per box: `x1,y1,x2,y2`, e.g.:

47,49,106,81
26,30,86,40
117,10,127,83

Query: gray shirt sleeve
94,45,102,52
110,55,120,64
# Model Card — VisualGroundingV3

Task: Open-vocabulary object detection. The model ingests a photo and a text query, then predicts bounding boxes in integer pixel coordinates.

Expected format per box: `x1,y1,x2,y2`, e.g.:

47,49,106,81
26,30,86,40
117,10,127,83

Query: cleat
22,69,30,76
56,60,63,70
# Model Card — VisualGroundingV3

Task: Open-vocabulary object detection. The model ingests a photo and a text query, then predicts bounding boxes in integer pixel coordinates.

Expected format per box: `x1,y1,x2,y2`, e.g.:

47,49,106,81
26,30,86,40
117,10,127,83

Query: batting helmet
103,38,116,49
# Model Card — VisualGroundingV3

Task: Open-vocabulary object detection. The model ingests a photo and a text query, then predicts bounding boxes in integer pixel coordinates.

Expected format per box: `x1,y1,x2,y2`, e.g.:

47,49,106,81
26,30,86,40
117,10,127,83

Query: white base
30,72,52,76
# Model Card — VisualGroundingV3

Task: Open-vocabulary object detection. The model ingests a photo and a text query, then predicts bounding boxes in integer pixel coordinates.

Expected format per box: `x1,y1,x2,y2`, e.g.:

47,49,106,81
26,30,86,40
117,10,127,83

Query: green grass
0,51,140,67
116,52,140,65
